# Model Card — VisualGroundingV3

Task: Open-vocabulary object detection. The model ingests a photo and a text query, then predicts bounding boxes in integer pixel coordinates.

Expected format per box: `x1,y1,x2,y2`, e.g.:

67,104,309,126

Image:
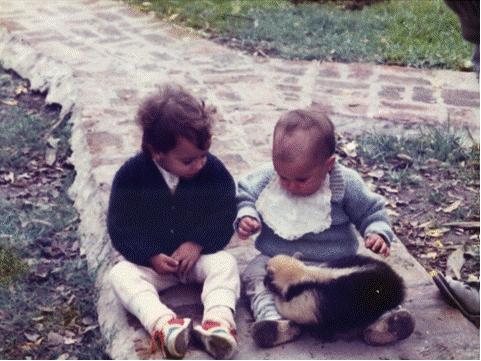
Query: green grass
357,123,479,185
124,0,473,69
0,246,28,287
0,68,106,359
358,123,474,164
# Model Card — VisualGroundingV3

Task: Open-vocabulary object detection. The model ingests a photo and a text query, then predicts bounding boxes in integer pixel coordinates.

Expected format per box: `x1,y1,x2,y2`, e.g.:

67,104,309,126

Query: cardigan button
171,206,175,210
170,229,174,234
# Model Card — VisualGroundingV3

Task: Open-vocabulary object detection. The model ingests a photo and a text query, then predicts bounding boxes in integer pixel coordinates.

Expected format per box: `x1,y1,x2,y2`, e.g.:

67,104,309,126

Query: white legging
109,251,240,333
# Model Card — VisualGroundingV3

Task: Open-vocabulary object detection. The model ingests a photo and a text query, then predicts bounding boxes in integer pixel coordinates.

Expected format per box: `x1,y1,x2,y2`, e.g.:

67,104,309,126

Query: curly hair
136,84,214,155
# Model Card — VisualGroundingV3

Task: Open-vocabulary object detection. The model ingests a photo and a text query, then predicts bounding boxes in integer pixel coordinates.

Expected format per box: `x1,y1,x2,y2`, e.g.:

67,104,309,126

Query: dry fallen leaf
15,85,28,96
434,240,444,248
425,228,450,238
24,332,40,342
368,169,385,179
387,209,400,217
443,221,479,229
1,99,17,106
442,200,461,213
341,141,358,157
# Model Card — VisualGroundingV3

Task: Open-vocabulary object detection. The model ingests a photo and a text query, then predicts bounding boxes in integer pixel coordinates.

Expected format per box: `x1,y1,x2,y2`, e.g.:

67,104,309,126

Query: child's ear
148,146,166,163
326,155,336,171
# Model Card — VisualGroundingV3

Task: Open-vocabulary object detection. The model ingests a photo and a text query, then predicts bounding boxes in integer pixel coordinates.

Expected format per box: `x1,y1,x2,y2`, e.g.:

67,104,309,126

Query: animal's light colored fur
275,289,321,324
267,254,367,297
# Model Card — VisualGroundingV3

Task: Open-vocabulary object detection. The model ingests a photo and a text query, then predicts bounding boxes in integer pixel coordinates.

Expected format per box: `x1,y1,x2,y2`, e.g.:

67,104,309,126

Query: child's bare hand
364,234,390,257
171,241,203,278
237,216,261,240
150,253,179,274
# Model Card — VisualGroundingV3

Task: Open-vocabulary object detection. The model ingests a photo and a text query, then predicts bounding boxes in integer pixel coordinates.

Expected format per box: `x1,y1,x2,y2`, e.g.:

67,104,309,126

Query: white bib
256,174,332,240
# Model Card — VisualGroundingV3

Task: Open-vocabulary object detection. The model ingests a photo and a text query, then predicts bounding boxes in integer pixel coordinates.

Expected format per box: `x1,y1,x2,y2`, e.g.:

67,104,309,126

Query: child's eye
182,160,194,165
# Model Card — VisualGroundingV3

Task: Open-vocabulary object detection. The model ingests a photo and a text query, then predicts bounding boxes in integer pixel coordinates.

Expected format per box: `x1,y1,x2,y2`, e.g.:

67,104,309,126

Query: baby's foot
193,320,238,359
362,308,415,346
252,319,301,348
151,317,192,358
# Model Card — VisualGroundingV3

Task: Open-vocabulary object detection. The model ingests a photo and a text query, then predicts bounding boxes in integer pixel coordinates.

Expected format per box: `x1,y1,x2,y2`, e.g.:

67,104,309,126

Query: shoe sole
432,273,480,324
363,310,415,346
252,320,301,348
192,327,236,359
169,320,193,359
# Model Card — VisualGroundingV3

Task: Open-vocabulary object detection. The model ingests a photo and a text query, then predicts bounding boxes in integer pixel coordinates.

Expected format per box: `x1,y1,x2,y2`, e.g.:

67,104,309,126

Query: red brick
71,28,98,38
447,107,479,125
0,19,26,31
378,86,405,100
347,64,374,80
96,25,123,37
203,74,263,85
276,84,302,92
215,91,242,101
318,64,341,78
86,132,123,152
316,79,369,89
412,87,436,104
378,74,431,86
142,33,170,44
380,100,429,111
442,89,479,107
95,12,123,22
273,66,305,76
374,110,439,124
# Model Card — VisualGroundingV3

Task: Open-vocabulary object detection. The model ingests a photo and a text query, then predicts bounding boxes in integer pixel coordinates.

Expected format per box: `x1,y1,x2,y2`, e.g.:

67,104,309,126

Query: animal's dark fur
265,255,405,339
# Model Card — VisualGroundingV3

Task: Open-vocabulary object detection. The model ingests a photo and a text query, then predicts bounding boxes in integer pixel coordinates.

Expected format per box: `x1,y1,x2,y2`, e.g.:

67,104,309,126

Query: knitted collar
329,162,345,203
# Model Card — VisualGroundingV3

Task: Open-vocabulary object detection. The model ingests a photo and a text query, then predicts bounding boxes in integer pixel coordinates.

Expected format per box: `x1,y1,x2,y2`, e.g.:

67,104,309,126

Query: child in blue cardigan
108,84,239,359
235,109,414,348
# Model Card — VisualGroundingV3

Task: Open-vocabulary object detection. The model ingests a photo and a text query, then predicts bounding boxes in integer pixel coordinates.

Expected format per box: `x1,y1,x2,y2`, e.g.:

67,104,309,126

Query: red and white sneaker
193,321,238,359
151,317,192,358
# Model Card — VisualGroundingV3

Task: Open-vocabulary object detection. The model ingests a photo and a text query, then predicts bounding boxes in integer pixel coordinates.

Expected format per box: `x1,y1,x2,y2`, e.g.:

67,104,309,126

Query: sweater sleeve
189,159,238,254
107,162,162,266
234,166,273,230
342,169,394,245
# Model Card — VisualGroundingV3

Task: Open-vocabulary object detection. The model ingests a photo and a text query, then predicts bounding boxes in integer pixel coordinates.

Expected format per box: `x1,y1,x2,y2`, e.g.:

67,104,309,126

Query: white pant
109,251,240,333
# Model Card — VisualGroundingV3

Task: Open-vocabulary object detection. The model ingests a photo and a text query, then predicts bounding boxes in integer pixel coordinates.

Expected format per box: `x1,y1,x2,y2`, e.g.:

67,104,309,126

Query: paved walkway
0,0,479,359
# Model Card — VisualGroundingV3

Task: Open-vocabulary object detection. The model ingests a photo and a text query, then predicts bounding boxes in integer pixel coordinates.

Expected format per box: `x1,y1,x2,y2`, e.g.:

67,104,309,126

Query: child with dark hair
235,109,414,348
108,84,239,359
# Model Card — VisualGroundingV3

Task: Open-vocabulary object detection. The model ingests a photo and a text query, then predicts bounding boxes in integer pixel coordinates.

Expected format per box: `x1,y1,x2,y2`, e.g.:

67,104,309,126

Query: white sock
127,291,175,333
203,305,235,329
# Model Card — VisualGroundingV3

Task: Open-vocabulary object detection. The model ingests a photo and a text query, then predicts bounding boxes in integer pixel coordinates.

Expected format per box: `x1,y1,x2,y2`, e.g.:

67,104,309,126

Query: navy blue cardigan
107,152,237,266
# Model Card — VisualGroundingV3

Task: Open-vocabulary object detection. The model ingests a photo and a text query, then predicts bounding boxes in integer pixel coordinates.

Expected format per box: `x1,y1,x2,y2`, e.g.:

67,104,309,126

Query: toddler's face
153,136,209,179
273,156,334,197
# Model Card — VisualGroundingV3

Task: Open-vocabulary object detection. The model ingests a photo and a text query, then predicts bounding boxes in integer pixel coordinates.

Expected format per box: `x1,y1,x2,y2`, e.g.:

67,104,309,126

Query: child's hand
171,241,203,278
237,216,261,240
150,253,179,274
364,234,390,257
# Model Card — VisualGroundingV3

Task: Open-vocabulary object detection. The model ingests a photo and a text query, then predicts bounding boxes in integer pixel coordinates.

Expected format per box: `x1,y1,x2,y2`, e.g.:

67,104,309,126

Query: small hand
364,233,390,257
237,216,261,240
171,241,203,278
150,253,179,275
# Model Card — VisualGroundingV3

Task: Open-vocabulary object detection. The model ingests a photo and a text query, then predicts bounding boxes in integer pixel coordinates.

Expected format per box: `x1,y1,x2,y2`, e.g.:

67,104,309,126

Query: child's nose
192,157,206,172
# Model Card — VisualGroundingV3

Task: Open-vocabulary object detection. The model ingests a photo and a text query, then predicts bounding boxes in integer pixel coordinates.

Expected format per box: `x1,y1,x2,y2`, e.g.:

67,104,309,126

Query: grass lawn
124,0,473,70
0,68,107,359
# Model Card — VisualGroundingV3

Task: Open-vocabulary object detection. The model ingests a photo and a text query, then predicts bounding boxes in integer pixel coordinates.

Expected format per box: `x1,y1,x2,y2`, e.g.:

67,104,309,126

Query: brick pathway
0,0,479,359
